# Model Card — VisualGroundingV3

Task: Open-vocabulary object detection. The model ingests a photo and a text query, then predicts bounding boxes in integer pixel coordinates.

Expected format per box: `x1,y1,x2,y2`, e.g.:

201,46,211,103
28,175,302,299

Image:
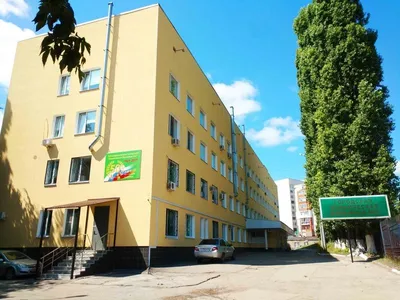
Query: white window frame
219,134,225,148
236,200,241,214
81,69,101,91
165,208,179,238
211,185,218,205
186,94,194,115
199,110,207,129
200,178,208,200
211,152,218,170
241,178,245,191
169,74,180,100
242,204,246,216
229,197,234,211
210,122,216,140
200,218,209,239
58,74,70,96
244,230,247,243
221,192,227,208
220,160,226,177
52,115,65,138
75,110,96,135
230,226,235,242
185,214,195,238
187,130,195,153
44,159,59,186
186,169,195,194
228,168,233,182
168,114,180,139
227,141,232,155
167,159,179,186
69,156,91,183
222,224,228,240
240,156,244,168
200,142,208,163
36,210,53,237
238,228,242,243
62,208,79,237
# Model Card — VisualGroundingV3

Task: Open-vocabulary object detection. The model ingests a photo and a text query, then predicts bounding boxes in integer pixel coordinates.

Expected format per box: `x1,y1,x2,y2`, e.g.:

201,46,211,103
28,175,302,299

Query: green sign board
319,195,390,220
104,150,142,182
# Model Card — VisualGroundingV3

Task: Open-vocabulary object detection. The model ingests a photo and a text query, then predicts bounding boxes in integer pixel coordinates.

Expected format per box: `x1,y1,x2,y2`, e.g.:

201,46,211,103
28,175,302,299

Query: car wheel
5,268,16,280
220,253,226,263
197,258,203,264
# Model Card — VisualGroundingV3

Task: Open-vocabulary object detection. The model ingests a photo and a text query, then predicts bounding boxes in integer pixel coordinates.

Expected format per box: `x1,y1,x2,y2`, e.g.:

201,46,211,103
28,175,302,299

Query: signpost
319,195,390,262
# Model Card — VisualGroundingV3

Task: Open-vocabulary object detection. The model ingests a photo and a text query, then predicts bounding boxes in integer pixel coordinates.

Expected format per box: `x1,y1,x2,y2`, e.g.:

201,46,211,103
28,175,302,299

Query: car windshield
2,251,29,260
199,239,219,245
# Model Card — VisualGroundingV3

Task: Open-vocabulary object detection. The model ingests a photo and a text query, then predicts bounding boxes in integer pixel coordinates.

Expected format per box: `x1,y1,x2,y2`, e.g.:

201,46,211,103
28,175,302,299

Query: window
238,228,242,243
212,221,219,238
81,69,100,91
59,75,70,96
227,142,232,155
168,115,180,139
221,192,227,208
200,143,207,163
229,196,234,211
186,170,195,194
187,132,195,154
200,218,209,239
211,185,218,204
228,167,233,182
220,161,226,177
210,123,216,139
53,115,65,138
240,155,243,168
244,230,247,243
36,210,53,237
222,224,228,240
241,178,245,191
211,153,217,170
200,110,207,129
230,226,235,242
219,134,225,149
236,200,241,214
186,95,194,115
186,214,195,238
167,159,179,186
76,111,96,134
69,157,91,183
63,209,80,236
242,204,246,216
169,74,179,99
44,160,59,186
200,178,208,200
166,209,178,237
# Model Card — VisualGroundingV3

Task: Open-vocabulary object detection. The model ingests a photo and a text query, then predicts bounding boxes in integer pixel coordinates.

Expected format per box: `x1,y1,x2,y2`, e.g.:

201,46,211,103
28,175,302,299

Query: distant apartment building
294,184,316,237
275,178,304,233
0,4,291,273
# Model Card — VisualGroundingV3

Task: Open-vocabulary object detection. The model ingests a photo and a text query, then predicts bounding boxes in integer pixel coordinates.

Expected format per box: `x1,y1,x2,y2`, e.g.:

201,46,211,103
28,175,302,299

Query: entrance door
92,206,110,250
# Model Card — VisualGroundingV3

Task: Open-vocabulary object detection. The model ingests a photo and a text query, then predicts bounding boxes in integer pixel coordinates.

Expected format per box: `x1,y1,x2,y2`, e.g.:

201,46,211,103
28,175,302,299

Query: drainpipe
230,106,238,197
89,2,113,151
242,125,250,218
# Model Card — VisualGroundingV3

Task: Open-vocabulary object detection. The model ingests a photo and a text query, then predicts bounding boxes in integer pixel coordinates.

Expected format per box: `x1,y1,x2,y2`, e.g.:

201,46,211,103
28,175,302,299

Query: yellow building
0,4,290,272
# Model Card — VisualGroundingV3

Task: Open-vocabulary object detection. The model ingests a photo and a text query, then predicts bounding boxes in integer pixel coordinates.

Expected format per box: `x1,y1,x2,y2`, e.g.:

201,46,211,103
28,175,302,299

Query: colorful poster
104,150,142,182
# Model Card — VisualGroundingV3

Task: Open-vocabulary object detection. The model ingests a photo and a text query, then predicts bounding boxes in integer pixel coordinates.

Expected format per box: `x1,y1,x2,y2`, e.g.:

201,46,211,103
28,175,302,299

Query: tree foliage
294,0,399,236
33,0,91,82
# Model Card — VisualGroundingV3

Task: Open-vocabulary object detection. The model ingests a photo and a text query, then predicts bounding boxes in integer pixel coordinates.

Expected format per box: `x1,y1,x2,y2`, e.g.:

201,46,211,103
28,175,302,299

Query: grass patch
377,256,400,270
326,242,350,255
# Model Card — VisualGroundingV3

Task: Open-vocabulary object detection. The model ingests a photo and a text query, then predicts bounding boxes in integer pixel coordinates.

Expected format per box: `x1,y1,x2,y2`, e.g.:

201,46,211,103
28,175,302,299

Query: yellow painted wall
0,6,159,248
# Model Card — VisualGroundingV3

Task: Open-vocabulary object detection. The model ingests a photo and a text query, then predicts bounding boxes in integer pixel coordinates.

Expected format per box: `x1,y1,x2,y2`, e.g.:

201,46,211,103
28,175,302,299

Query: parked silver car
194,238,235,263
0,250,38,280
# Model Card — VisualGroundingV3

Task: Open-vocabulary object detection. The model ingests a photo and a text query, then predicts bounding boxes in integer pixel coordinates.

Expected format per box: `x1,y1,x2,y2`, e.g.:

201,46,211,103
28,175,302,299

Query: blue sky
1,0,399,181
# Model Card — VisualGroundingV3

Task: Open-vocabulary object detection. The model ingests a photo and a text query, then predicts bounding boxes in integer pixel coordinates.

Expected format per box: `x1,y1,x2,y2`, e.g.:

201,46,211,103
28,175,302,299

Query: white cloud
287,146,298,152
247,116,303,147
213,80,262,122
0,19,35,88
0,0,29,17
395,161,400,176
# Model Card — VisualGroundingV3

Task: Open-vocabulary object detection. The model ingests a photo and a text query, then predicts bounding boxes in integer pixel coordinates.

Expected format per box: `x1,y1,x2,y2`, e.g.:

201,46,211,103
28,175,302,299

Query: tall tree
294,0,399,253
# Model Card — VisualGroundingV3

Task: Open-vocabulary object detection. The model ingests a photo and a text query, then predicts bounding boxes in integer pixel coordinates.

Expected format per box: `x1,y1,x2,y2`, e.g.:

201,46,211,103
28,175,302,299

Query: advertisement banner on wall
104,150,142,182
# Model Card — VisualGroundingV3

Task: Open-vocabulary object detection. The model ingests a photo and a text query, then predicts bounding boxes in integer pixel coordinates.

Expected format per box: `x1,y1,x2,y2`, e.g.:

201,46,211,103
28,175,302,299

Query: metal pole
230,106,238,197
83,206,89,249
113,199,119,248
242,125,250,217
147,247,152,274
379,220,386,256
36,208,48,278
70,207,81,279
347,223,353,263
320,221,326,250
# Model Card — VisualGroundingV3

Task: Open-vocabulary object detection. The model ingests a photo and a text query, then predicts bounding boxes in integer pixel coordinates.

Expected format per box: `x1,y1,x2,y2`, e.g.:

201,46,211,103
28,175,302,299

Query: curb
372,260,400,275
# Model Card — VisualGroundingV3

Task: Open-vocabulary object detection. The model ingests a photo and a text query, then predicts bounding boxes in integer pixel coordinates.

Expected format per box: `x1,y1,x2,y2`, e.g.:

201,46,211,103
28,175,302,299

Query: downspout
230,107,238,197
89,2,114,151
242,125,250,218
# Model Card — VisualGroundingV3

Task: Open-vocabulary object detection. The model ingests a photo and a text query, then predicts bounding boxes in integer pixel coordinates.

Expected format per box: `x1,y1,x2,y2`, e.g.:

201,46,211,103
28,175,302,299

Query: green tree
294,0,399,253
33,0,90,81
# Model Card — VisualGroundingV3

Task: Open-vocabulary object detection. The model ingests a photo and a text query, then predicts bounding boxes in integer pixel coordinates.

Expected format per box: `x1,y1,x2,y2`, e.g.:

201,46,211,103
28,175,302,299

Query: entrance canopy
46,197,119,210
246,219,294,235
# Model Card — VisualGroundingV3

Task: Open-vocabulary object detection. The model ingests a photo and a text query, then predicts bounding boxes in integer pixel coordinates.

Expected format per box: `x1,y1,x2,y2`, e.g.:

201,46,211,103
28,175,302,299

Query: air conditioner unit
167,181,176,191
0,212,6,220
219,145,225,151
227,153,232,159
171,138,180,146
42,138,54,148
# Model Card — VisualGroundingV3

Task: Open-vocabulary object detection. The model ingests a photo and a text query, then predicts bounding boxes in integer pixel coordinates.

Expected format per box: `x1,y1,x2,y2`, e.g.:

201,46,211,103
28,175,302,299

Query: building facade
0,4,289,268
294,184,316,237
275,178,304,233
